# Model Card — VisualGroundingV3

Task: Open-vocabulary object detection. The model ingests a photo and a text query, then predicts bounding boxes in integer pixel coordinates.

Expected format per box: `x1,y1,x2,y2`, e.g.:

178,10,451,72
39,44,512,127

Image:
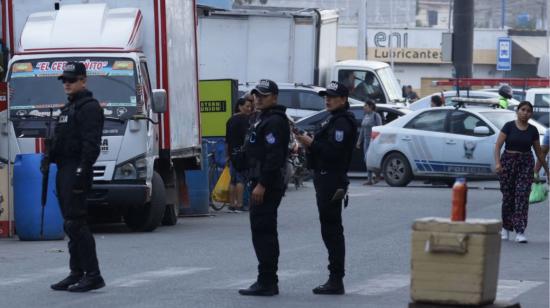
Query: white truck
198,7,404,104
0,1,201,231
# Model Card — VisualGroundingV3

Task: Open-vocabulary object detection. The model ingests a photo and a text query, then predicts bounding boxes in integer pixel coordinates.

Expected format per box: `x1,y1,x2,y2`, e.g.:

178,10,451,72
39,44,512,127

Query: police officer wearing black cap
238,79,290,296
46,62,105,292
295,81,357,295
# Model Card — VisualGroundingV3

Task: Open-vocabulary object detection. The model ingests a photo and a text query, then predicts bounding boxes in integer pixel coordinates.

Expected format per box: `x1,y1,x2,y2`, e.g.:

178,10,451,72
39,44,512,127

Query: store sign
368,30,445,64
368,48,443,63
365,28,501,64
496,37,512,71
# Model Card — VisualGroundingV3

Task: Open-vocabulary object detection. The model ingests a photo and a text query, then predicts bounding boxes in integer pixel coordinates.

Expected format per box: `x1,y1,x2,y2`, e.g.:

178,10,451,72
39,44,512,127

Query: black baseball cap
319,81,349,97
58,62,87,80
251,79,279,96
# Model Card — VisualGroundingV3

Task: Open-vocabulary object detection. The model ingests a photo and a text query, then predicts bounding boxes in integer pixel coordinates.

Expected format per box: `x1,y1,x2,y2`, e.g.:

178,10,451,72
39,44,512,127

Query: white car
409,90,520,111
525,88,550,127
366,106,547,187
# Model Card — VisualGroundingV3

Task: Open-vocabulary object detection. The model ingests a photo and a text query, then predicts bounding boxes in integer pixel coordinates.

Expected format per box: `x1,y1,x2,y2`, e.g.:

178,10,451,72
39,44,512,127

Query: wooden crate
411,217,502,306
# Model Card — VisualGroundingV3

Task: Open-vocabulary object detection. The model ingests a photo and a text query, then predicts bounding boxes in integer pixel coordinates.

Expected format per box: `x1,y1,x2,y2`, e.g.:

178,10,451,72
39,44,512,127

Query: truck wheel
382,152,413,187
162,204,179,226
124,172,166,232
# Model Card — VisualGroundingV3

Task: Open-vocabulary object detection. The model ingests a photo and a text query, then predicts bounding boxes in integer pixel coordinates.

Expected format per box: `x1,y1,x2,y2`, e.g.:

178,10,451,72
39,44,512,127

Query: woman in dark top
494,101,549,243
226,95,253,212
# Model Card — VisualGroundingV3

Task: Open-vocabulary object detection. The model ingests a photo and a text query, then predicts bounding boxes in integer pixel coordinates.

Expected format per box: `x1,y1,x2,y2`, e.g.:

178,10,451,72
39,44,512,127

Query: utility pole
358,0,367,60
501,0,506,29
452,0,474,79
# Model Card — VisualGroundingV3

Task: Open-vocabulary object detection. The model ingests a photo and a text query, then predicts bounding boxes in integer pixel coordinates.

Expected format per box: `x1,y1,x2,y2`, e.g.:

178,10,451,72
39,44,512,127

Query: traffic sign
497,37,512,71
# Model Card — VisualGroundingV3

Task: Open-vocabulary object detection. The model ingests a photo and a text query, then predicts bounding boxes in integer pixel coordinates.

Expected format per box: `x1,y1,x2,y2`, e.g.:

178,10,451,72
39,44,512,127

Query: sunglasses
61,77,82,84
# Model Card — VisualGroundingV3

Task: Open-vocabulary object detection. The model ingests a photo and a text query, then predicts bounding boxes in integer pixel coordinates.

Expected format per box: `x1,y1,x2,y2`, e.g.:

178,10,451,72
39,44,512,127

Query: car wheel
382,152,413,187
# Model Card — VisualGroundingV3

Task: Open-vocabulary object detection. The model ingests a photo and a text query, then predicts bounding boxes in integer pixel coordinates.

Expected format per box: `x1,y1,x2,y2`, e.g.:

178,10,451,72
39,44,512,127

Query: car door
442,110,495,177
533,93,550,127
402,109,449,176
349,106,367,171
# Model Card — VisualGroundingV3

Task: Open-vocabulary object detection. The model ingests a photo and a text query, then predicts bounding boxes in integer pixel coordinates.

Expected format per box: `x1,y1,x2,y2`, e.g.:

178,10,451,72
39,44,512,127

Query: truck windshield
376,66,404,103
8,57,139,121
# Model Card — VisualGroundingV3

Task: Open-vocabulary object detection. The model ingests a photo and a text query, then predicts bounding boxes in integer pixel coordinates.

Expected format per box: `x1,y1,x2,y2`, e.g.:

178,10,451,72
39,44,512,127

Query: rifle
40,109,54,238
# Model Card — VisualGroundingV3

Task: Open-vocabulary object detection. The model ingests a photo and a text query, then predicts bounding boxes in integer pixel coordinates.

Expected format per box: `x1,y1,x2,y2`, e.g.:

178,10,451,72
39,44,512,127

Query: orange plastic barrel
451,178,467,221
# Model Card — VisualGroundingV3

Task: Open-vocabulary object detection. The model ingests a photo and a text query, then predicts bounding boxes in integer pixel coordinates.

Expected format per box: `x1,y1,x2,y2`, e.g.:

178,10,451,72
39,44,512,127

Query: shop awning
511,35,549,65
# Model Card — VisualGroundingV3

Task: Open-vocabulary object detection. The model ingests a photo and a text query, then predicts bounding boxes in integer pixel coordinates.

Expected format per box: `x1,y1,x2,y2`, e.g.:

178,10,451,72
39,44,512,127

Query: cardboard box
0,162,13,237
411,217,502,306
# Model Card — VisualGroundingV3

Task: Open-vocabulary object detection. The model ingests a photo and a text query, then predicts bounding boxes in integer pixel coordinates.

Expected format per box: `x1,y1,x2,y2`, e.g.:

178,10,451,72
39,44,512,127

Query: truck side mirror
152,89,167,114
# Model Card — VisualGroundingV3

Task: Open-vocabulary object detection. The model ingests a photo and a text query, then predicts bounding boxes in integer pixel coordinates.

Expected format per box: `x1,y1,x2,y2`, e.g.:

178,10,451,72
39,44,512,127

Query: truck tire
162,204,178,226
382,152,413,187
124,172,166,232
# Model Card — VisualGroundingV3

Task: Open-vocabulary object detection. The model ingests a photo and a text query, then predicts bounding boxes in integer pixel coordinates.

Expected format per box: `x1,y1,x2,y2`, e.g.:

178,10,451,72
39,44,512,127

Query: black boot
238,281,279,296
51,272,83,291
67,272,105,292
312,277,345,295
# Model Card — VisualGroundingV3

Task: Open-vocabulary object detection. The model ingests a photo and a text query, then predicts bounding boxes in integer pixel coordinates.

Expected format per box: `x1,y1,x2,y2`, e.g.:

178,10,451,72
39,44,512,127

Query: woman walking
494,101,549,243
356,99,382,185
225,95,253,212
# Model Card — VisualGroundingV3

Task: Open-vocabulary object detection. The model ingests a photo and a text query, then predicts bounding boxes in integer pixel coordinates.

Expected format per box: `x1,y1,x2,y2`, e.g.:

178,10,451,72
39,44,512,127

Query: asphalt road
0,180,548,308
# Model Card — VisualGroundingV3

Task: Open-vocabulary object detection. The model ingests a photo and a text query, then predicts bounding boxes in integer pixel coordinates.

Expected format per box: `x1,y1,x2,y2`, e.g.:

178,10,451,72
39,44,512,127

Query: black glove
73,166,90,193
40,157,50,175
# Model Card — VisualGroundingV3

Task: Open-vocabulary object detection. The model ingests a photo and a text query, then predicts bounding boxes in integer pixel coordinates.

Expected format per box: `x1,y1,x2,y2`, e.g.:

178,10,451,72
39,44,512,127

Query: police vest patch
335,130,344,142
59,115,68,123
266,133,276,144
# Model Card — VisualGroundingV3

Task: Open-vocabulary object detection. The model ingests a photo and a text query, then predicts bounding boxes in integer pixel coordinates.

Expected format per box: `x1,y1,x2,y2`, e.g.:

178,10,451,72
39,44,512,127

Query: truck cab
331,60,405,105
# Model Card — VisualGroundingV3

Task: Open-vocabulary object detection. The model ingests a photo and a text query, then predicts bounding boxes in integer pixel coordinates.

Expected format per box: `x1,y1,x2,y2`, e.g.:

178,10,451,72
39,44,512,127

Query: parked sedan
295,100,411,172
239,83,325,120
366,106,547,187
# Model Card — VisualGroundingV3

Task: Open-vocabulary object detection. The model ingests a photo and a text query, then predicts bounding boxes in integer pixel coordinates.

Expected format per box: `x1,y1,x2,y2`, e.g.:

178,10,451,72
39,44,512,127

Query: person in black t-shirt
494,101,549,244
226,95,253,212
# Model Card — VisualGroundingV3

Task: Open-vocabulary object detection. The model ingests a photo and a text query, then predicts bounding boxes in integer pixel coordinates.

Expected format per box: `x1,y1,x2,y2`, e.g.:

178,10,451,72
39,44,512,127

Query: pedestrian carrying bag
212,165,231,203
529,181,548,204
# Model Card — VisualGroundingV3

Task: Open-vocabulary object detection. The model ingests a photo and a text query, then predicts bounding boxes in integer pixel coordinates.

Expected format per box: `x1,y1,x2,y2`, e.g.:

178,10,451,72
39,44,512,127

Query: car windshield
376,66,403,102
9,57,139,121
479,111,546,135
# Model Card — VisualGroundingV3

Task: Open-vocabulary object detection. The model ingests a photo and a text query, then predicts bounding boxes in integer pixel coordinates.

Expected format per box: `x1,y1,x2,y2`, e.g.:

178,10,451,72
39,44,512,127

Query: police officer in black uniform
46,62,105,292
295,81,357,295
238,79,290,296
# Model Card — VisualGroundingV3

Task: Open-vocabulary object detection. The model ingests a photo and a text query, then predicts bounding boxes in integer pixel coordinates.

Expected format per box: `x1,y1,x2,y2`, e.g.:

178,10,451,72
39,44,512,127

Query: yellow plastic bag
212,165,231,203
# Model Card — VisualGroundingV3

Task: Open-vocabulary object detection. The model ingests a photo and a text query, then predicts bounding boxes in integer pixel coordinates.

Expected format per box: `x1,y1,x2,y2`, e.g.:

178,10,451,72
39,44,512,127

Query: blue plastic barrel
181,144,210,216
14,154,64,241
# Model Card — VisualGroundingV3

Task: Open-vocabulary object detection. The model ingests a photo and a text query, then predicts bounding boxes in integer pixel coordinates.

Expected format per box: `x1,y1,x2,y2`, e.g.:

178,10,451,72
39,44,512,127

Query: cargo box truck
0,0,201,231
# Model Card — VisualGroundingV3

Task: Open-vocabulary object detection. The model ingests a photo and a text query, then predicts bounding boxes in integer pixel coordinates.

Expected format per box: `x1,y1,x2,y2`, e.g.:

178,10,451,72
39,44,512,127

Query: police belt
313,169,347,176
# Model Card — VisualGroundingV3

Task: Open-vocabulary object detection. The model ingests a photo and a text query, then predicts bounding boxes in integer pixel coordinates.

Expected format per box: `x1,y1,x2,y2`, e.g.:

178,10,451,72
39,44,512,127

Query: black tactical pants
313,171,346,279
56,160,100,274
249,183,284,285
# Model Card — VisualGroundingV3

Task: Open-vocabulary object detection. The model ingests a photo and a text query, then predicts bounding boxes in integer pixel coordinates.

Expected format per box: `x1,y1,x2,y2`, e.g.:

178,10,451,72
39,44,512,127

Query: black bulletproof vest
311,109,357,173
51,94,96,163
243,107,288,180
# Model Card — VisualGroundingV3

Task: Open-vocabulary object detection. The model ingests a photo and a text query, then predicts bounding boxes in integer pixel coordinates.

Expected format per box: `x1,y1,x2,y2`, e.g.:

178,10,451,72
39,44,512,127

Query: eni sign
368,30,445,64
